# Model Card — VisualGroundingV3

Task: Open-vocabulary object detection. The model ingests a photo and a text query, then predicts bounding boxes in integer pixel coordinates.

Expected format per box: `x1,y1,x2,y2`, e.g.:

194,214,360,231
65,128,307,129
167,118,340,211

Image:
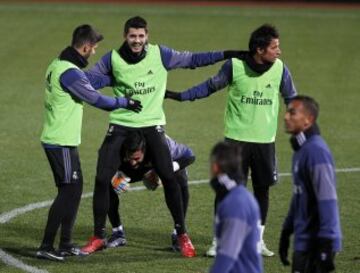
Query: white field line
0,166,359,273
1,167,360,224
0,249,48,273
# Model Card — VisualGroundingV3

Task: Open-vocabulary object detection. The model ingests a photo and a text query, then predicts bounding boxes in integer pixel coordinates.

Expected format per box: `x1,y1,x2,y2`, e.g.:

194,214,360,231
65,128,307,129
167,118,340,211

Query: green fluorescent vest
40,59,84,146
224,58,283,143
110,44,167,127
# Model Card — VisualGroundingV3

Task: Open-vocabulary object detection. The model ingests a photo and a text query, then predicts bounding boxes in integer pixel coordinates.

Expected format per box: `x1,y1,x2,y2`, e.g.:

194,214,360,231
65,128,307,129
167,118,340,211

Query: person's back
213,182,262,273
209,142,263,273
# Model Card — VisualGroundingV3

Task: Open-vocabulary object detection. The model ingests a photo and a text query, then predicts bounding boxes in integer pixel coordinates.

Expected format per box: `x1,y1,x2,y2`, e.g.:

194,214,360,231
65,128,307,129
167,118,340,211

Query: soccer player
106,131,195,252
37,25,141,262
165,24,297,257
80,16,243,257
279,95,342,273
209,141,263,273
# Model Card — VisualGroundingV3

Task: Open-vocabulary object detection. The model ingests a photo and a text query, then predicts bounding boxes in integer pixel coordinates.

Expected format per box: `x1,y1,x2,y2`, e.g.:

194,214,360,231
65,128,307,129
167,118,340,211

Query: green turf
0,2,359,273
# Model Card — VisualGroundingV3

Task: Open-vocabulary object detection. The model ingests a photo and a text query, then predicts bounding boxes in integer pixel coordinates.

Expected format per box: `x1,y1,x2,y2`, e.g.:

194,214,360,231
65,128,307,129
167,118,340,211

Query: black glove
279,229,292,266
164,90,181,101
223,50,247,59
125,98,142,113
317,238,335,271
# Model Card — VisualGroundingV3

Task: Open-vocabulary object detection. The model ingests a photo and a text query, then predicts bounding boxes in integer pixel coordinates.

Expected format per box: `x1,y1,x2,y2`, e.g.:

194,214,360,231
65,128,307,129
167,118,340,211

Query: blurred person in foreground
209,141,263,273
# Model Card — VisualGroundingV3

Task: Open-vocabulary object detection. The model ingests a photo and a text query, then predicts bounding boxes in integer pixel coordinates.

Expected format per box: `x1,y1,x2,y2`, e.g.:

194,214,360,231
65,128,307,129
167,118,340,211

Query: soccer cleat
80,236,106,255
206,238,217,257
107,230,127,248
177,233,196,258
261,241,275,257
36,248,65,262
171,233,180,252
58,243,81,257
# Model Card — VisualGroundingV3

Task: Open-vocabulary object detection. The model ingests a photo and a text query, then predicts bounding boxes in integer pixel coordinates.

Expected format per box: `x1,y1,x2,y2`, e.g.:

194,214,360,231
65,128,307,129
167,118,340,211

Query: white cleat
206,238,217,257
261,241,274,257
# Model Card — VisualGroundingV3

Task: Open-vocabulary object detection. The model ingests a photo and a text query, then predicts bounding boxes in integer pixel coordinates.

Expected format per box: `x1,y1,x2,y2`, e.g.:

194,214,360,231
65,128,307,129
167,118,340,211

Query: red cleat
177,233,196,258
80,236,106,256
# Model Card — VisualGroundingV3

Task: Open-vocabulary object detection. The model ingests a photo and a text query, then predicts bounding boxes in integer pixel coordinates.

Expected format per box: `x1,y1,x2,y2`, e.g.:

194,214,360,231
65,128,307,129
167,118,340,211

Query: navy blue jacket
283,131,342,252
210,174,263,273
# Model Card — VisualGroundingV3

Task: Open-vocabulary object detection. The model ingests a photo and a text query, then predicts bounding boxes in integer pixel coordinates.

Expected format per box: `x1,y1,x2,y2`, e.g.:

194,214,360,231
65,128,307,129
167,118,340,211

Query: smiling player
165,24,297,257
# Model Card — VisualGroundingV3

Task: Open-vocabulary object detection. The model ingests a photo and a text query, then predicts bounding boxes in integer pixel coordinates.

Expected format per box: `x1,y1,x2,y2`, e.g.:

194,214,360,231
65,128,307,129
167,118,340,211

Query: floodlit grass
0,2,359,273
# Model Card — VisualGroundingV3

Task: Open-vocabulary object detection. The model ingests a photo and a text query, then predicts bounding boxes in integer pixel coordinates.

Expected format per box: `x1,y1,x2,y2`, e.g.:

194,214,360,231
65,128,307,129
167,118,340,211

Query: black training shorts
225,139,278,187
43,145,82,186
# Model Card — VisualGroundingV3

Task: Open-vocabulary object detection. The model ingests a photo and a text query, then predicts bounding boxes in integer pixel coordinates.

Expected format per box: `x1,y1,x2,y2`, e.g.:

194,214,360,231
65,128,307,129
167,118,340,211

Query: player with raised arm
80,16,242,257
37,25,141,262
165,24,297,257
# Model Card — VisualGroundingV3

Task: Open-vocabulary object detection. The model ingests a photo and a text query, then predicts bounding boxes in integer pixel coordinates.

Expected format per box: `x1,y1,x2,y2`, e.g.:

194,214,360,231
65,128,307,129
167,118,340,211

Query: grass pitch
0,2,360,273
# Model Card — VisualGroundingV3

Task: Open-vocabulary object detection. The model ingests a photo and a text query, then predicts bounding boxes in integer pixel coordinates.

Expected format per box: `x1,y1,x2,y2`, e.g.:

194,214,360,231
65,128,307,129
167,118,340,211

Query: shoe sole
262,253,275,257
79,245,106,256
59,250,81,257
36,252,65,262
181,252,196,258
107,239,126,248
107,243,126,248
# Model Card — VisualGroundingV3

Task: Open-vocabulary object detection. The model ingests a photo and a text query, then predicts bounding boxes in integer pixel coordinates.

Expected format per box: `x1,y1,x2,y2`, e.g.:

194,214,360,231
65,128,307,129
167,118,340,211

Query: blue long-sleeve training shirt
60,68,127,111
177,59,297,104
283,133,342,252
210,174,263,273
165,135,194,163
86,45,225,76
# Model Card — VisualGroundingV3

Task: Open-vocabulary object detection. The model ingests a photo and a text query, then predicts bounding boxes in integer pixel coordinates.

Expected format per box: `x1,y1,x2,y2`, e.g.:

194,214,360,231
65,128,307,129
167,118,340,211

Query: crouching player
107,131,195,252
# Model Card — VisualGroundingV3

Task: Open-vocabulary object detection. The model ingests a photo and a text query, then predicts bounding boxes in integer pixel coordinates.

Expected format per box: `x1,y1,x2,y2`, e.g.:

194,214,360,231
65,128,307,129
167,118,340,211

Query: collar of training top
290,123,321,151
234,51,274,75
118,41,148,64
59,46,88,69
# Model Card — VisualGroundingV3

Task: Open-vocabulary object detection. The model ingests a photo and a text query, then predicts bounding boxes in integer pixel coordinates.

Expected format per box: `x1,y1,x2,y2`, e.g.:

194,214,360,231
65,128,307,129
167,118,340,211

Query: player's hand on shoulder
223,50,247,59
125,97,142,113
165,90,181,101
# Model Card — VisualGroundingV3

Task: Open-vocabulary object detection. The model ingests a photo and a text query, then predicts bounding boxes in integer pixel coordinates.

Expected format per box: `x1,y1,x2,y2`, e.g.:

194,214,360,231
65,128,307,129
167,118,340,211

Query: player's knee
96,168,116,186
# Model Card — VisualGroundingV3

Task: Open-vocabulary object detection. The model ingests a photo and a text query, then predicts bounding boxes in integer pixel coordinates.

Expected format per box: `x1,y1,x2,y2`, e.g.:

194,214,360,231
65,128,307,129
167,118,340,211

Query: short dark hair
124,16,148,34
249,24,279,55
210,141,242,177
71,24,103,48
292,95,320,121
122,131,146,158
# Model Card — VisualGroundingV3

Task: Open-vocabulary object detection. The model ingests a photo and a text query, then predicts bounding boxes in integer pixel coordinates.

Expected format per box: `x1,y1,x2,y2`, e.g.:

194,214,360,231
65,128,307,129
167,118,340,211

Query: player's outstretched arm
160,45,242,70
60,68,142,112
165,60,232,102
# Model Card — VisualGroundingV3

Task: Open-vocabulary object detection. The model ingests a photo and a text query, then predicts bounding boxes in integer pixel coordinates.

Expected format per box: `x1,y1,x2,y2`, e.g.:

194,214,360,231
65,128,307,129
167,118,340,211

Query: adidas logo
147,70,153,75
266,83,271,88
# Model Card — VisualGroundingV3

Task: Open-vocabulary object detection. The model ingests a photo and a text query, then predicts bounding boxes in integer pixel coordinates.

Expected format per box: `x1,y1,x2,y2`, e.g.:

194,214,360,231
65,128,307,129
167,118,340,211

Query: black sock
253,186,269,225
40,182,82,249
108,184,121,229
